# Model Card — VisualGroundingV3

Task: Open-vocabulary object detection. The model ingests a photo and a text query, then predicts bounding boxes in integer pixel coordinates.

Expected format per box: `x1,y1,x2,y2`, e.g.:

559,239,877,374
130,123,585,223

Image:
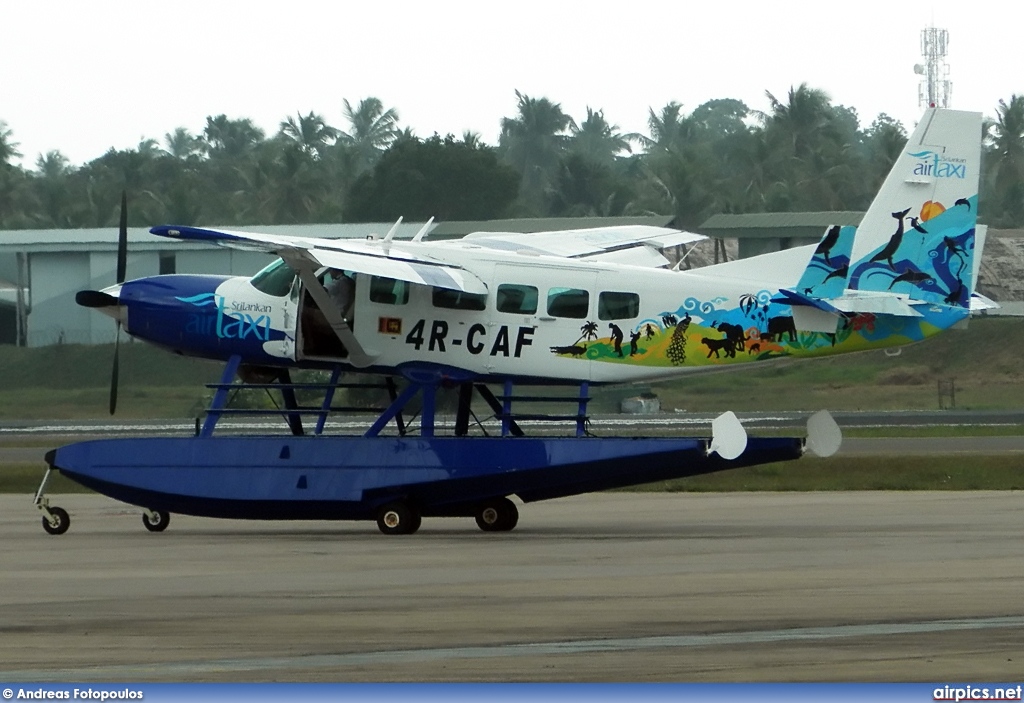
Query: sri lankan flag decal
378,317,402,334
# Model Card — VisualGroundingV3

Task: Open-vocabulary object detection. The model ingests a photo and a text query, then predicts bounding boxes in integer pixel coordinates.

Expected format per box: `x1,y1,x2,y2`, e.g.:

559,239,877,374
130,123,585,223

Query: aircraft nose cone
75,290,119,308
76,284,126,323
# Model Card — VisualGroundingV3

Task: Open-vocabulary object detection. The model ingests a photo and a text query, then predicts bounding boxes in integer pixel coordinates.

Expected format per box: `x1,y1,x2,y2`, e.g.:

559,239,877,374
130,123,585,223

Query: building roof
428,216,675,237
699,212,864,238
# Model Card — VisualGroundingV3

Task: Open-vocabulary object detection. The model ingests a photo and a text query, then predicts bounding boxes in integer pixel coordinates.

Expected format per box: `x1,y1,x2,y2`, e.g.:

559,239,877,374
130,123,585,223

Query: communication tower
914,26,952,109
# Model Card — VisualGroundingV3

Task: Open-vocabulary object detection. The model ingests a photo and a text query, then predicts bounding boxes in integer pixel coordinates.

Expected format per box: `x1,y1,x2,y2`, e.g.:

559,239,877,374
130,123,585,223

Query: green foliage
0,89,1022,230
346,135,519,221
633,454,1024,492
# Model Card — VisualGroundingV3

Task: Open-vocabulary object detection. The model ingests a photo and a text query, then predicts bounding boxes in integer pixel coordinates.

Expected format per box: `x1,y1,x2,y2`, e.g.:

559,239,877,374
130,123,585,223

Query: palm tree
754,84,865,211
279,111,339,159
33,151,72,226
202,115,265,159
569,108,632,165
35,150,69,179
499,90,574,215
164,127,203,159
990,95,1024,224
336,97,400,176
862,114,907,193
0,120,22,166
638,102,692,154
760,83,836,159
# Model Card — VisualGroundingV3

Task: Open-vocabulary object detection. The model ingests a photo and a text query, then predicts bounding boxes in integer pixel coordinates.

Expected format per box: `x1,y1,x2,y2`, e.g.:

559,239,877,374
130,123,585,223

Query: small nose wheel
35,468,69,535
142,509,170,532
42,506,70,535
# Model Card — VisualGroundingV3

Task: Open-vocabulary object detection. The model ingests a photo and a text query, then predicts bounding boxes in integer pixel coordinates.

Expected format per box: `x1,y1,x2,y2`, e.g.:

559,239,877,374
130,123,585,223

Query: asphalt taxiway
1,491,1022,681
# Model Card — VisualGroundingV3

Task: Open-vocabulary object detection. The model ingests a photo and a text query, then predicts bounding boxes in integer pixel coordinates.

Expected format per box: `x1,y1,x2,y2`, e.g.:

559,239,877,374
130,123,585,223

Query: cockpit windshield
250,258,296,297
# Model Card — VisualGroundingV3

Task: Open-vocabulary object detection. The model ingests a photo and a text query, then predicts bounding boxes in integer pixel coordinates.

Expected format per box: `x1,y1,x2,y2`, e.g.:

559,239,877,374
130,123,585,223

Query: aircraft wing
459,225,705,267
150,225,489,294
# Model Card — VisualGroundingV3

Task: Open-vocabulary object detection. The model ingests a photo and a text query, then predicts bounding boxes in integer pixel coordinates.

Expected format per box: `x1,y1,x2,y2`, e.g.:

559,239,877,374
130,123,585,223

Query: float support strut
202,354,242,437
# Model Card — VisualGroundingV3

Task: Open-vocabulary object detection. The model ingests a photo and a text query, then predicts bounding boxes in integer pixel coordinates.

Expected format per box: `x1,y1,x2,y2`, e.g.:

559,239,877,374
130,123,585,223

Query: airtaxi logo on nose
177,293,272,341
909,150,967,179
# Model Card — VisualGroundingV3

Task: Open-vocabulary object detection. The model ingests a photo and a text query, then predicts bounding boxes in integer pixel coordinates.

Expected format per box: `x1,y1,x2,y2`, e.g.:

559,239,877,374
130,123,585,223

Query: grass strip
630,454,1024,492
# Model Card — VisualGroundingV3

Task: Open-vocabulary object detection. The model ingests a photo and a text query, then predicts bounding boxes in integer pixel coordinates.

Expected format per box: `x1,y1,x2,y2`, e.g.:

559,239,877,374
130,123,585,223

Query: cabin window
369,276,409,305
251,258,296,297
546,287,590,319
432,287,487,311
598,291,640,320
496,284,538,315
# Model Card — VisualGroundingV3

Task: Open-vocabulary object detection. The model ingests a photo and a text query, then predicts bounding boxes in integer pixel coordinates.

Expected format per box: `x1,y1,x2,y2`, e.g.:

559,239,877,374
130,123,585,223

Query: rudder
847,108,982,309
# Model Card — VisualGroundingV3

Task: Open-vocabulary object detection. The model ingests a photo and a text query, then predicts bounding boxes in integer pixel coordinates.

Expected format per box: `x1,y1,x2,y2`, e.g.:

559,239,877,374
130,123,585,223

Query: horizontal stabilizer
774,288,842,315
970,292,999,312
828,292,923,317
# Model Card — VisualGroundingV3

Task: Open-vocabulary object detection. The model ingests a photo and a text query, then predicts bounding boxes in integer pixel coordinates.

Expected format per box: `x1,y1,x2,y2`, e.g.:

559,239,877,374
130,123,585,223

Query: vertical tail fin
794,225,856,299
847,108,982,309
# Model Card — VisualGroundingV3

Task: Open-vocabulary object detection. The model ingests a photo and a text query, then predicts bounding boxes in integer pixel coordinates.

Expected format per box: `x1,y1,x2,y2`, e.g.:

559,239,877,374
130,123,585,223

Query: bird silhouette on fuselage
869,208,912,269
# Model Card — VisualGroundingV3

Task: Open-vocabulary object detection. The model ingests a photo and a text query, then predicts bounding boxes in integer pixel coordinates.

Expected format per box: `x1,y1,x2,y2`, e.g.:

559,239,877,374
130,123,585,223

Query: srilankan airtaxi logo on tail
909,150,967,179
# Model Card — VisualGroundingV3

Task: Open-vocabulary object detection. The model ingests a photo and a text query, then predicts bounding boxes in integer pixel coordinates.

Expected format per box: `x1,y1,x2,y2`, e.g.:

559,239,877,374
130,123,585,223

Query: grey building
698,212,864,259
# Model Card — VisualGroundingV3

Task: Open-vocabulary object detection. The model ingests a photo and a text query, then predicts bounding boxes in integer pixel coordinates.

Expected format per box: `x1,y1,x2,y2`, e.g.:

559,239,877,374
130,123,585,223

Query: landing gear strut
35,468,70,535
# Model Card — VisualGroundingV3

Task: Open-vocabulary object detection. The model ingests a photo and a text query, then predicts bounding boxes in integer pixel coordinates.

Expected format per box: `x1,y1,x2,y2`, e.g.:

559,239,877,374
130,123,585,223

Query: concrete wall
737,237,819,260
28,252,93,345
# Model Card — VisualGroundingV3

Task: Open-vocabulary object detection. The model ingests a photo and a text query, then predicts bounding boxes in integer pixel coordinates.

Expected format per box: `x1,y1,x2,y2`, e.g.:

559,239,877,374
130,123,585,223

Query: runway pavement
1,492,1022,682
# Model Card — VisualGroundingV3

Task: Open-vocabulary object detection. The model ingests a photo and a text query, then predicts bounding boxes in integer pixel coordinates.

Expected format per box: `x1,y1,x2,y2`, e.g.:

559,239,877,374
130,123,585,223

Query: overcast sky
2,0,1021,169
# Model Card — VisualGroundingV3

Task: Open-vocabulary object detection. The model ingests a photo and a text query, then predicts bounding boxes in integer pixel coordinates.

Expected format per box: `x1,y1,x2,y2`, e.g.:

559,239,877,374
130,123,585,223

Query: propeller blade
109,323,121,415
116,190,128,284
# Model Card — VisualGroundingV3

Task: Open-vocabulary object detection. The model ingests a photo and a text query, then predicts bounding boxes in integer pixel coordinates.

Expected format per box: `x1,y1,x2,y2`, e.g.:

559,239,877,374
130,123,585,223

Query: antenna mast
914,26,952,109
